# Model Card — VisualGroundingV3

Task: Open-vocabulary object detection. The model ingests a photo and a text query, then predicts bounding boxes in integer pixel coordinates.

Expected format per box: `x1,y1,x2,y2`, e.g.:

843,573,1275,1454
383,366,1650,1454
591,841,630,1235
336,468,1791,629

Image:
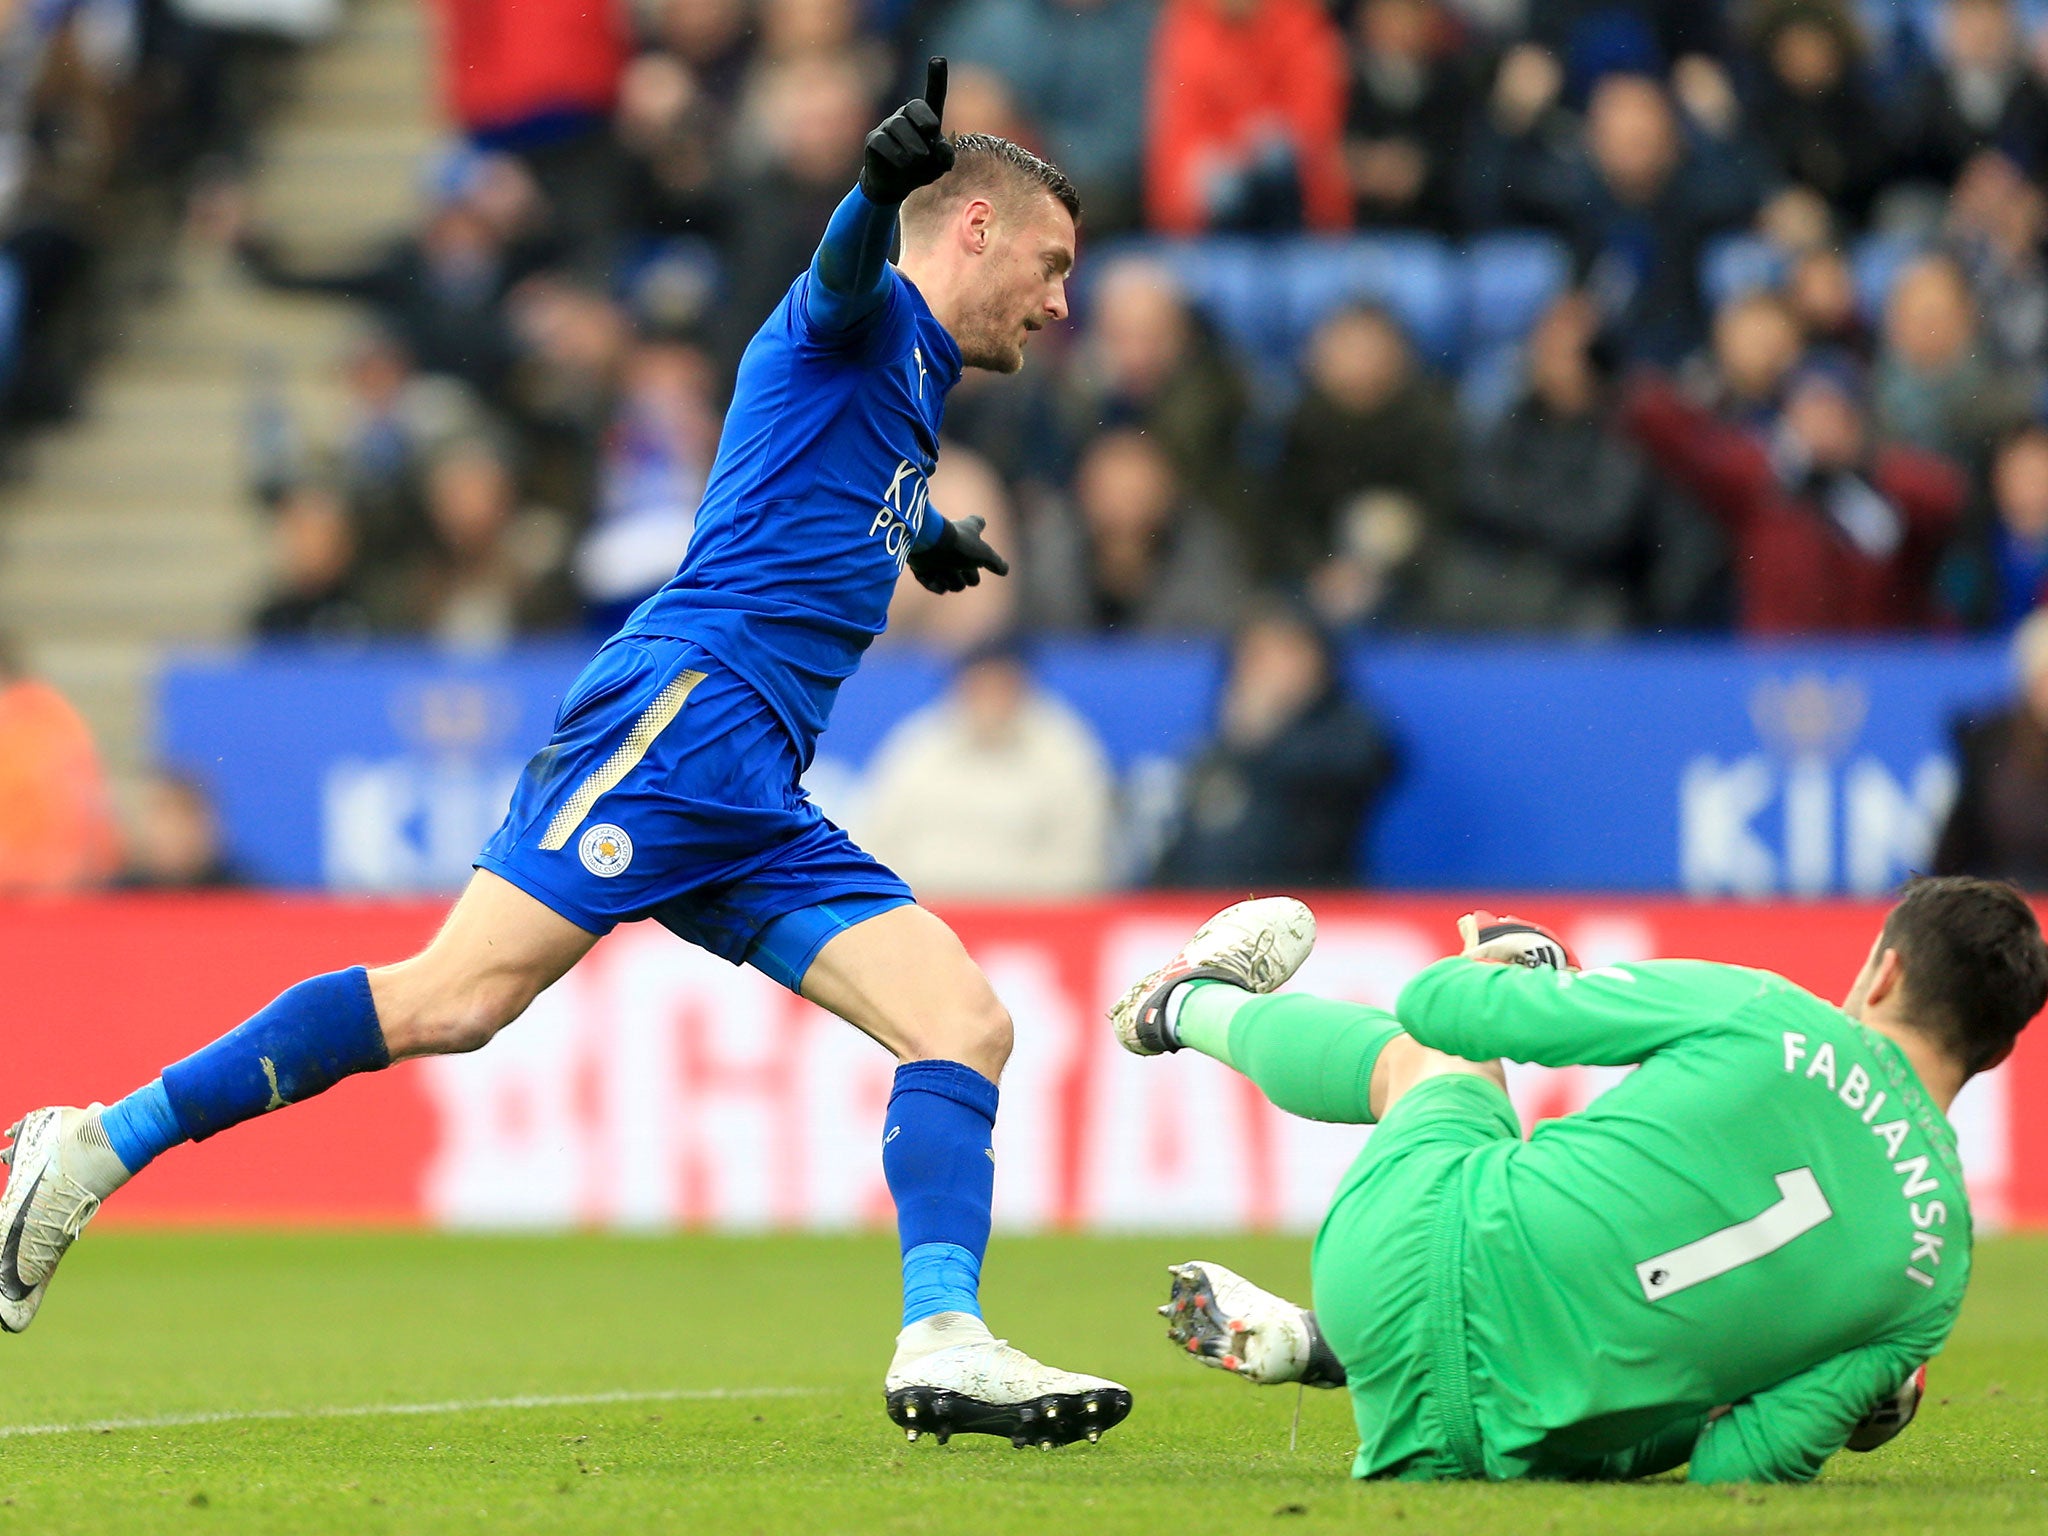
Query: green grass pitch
0,1231,2042,1534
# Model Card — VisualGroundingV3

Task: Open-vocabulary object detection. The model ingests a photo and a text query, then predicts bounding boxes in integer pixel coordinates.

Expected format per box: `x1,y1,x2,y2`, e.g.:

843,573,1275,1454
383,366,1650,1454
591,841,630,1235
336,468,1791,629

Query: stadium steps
0,0,438,796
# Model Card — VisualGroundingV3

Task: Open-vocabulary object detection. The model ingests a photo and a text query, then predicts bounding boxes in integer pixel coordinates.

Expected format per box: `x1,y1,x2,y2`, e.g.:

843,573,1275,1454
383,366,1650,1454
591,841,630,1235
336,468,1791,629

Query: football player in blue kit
2,60,1133,1449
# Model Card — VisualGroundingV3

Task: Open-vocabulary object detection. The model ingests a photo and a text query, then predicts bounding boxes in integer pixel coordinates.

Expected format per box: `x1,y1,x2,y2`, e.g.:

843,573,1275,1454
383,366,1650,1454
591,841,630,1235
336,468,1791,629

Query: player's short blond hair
900,134,1080,245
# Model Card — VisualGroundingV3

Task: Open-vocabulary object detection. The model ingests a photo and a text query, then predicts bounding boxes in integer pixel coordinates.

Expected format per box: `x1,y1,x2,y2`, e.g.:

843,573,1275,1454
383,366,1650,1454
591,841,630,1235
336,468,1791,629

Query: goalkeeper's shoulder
1565,959,1835,1052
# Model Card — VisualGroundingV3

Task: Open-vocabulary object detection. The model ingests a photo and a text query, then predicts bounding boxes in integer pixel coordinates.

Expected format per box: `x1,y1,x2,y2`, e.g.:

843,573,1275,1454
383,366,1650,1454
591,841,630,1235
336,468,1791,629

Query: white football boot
884,1311,1133,1448
0,1107,131,1333
1110,896,1317,1056
1158,1261,1346,1388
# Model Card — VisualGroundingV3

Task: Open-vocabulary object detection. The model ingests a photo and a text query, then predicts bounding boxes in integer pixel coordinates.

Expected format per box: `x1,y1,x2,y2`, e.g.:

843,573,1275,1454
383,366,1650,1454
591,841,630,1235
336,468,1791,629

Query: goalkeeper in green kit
1107,878,2048,1483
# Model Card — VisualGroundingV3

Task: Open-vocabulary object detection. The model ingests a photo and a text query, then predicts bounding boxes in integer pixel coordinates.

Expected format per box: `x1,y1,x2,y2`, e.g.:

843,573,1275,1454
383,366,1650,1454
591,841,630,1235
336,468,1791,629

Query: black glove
909,513,1009,594
860,58,954,205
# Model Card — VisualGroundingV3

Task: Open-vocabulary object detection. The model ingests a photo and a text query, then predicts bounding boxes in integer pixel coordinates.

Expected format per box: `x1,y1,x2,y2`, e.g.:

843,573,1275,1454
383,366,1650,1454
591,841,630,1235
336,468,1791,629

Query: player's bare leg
369,870,599,1060
800,903,1133,1448
2,872,595,1331
799,903,1011,1078
1367,1037,1507,1118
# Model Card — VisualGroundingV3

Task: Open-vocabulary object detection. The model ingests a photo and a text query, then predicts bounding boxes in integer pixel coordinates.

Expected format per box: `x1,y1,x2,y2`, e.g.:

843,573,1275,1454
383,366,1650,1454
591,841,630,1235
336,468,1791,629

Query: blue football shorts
475,635,913,992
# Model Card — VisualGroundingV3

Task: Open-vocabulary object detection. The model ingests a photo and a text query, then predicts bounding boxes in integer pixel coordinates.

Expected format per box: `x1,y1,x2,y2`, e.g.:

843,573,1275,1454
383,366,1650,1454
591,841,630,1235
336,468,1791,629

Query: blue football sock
902,1241,982,1325
159,967,389,1142
883,1059,999,1327
98,1079,183,1174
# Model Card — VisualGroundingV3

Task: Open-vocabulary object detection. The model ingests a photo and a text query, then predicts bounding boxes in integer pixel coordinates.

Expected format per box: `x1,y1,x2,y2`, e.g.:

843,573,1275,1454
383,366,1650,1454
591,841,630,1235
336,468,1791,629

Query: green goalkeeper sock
1175,982,1402,1126
1170,980,1251,1066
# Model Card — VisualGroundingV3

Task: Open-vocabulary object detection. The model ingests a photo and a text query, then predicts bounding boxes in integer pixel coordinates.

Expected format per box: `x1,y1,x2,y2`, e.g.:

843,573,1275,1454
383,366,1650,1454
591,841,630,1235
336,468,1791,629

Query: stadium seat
1082,237,1293,391
1851,231,1927,323
1458,342,1528,430
1154,239,1281,359
1889,0,2048,59
1852,0,1924,58
1698,233,1787,311
1080,232,1569,415
1282,234,1464,369
0,252,22,393
1463,231,1572,349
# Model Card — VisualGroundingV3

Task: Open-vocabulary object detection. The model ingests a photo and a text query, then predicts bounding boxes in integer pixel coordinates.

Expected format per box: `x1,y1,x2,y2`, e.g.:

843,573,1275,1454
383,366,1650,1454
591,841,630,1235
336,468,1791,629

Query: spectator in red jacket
430,0,632,269
1145,0,1350,234
1623,358,1966,633
433,0,629,142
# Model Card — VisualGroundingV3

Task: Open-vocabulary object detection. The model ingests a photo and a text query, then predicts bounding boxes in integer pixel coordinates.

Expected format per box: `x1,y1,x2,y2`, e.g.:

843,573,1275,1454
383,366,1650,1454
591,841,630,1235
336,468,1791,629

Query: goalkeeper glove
1457,911,1578,970
860,58,954,205
909,514,1009,594
1846,1363,1926,1452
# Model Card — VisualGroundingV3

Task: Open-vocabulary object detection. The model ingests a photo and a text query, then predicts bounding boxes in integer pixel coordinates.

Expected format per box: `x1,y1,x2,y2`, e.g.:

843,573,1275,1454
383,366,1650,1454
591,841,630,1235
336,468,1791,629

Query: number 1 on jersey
1635,1168,1833,1303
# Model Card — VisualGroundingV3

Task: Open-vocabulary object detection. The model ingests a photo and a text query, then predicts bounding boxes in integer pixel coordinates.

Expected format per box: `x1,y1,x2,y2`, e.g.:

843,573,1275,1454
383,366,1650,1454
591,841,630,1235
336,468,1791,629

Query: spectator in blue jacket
1152,602,1397,888
1466,65,1768,364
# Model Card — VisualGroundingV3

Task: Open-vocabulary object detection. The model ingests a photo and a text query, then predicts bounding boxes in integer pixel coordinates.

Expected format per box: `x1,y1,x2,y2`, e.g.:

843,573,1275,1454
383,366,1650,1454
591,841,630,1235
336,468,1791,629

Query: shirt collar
898,270,964,387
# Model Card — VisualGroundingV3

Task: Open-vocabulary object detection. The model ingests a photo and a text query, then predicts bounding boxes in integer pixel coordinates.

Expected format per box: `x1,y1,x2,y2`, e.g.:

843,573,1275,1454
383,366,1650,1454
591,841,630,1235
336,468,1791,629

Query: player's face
958,194,1074,374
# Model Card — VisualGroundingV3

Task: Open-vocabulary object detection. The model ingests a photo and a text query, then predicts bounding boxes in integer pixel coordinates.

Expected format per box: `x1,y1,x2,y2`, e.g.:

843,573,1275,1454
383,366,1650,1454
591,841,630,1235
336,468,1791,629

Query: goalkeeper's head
1847,876,2048,1080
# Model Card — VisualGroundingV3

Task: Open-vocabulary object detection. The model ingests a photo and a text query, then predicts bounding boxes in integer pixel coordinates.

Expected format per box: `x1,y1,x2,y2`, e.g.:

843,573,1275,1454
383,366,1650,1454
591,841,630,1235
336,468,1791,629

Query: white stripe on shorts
537,667,707,850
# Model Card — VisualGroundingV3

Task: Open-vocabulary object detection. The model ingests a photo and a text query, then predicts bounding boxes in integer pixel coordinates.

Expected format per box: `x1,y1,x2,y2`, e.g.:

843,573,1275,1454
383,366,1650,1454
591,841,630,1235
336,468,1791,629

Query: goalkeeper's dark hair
1882,875,2048,1075
901,133,1081,237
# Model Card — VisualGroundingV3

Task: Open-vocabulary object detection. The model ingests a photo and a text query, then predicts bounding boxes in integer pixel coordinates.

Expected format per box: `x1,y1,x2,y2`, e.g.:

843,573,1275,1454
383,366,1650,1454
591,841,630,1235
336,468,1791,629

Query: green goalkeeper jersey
1393,957,1966,1483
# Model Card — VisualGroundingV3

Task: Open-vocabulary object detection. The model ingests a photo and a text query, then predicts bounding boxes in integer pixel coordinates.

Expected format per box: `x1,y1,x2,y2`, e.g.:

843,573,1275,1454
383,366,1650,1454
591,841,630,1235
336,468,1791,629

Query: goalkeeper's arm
1685,1340,1931,1484
1394,956,1768,1069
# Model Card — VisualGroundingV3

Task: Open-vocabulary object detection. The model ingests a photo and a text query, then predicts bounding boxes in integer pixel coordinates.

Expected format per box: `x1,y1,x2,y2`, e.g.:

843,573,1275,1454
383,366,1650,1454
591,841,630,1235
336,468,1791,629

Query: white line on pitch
0,1385,823,1440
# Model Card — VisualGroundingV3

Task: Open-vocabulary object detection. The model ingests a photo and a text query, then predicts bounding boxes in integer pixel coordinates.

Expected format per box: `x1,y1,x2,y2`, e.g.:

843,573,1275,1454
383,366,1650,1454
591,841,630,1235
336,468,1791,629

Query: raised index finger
923,57,947,126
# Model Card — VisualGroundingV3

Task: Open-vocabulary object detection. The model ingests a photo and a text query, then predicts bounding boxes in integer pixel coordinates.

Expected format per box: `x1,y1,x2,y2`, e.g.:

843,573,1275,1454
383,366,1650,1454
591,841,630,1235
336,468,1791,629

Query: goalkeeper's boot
1110,896,1317,1055
884,1312,1133,1449
0,1107,131,1333
1158,1261,1347,1388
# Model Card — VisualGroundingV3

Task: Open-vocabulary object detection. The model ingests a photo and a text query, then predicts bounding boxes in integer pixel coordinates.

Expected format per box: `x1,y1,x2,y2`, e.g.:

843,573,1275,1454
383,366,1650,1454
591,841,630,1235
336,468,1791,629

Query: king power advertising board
6,894,2045,1233
159,638,2014,897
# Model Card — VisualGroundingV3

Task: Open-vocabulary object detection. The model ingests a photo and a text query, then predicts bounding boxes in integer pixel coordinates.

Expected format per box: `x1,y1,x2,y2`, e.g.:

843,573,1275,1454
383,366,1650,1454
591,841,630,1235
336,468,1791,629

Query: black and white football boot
1109,897,1318,1057
1,1106,131,1333
884,1311,1133,1449
1159,1261,1347,1388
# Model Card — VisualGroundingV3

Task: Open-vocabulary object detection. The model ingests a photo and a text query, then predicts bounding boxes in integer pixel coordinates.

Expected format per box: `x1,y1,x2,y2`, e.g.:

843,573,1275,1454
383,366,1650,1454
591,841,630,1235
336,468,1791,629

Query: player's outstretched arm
1394,955,1761,1068
1686,1340,1932,1483
805,59,954,338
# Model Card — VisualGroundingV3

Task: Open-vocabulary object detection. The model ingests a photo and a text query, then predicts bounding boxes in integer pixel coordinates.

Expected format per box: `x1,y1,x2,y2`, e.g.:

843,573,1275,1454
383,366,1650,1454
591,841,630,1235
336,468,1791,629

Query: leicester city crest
578,823,633,878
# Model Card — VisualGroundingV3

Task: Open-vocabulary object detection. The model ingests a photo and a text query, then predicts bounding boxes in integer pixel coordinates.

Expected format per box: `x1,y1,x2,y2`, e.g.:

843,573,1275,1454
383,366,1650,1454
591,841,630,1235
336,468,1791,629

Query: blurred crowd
225,0,2048,658
0,0,323,443
201,0,2048,891
24,0,2048,894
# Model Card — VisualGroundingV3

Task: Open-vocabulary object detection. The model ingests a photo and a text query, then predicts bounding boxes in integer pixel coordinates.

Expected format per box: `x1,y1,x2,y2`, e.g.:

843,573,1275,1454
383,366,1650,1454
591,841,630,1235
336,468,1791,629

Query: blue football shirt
618,266,961,760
